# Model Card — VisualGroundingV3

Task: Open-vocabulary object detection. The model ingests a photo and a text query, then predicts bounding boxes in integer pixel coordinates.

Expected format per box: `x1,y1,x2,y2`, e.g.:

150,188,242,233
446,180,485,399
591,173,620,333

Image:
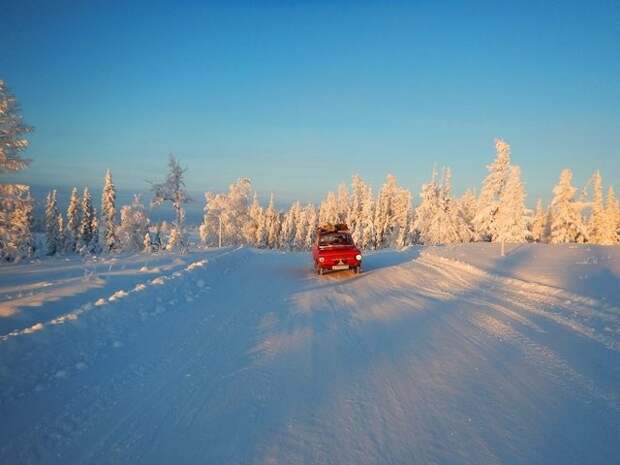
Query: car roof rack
317,223,350,234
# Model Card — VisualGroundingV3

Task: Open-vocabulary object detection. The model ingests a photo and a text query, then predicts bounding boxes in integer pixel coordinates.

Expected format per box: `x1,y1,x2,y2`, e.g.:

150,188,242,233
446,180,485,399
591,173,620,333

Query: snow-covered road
1,245,619,464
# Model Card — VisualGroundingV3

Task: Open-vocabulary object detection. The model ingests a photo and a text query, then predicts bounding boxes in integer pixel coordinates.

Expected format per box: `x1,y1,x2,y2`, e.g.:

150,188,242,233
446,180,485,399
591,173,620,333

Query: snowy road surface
1,245,619,464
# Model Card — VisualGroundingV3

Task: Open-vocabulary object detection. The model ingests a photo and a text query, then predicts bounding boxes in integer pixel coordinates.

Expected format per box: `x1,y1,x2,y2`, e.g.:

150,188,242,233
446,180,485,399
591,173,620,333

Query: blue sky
2,0,619,205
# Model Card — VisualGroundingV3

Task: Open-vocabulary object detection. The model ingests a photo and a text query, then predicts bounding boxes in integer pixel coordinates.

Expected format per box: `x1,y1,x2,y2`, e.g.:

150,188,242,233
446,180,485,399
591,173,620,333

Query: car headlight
356,254,362,261
319,257,325,263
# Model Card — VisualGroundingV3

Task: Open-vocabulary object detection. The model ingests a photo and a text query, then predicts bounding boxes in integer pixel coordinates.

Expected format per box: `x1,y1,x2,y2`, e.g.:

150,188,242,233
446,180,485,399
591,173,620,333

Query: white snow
0,244,618,465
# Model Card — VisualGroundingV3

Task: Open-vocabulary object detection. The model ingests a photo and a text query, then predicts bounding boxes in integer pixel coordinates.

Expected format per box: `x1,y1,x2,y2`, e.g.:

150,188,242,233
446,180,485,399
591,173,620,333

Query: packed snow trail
0,245,619,464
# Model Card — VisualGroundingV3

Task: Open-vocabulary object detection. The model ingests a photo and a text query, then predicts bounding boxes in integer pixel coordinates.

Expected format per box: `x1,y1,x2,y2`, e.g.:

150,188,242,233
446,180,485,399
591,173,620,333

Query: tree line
1,80,619,262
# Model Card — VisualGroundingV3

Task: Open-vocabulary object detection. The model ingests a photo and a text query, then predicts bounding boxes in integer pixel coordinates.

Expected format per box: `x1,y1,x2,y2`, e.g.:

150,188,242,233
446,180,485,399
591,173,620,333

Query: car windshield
319,232,353,247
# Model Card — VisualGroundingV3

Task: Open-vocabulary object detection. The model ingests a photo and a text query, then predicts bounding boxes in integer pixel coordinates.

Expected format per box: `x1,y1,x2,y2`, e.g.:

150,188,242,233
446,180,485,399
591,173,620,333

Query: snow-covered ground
1,244,619,464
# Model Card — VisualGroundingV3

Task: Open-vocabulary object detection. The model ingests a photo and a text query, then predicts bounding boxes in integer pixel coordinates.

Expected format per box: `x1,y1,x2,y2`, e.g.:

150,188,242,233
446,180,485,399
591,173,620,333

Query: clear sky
2,0,619,205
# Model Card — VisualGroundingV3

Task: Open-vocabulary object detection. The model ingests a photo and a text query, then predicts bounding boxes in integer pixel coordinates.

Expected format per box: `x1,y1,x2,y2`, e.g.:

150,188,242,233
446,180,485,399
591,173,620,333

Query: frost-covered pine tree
101,169,117,252
457,189,477,239
151,155,191,252
413,170,440,244
0,80,32,174
222,178,252,245
45,190,61,255
474,139,512,241
2,188,34,261
255,210,268,248
0,81,35,261
319,192,339,226
304,203,318,249
279,201,301,250
374,174,413,249
530,199,547,243
118,195,150,252
359,185,376,249
588,171,610,244
78,187,96,253
244,192,263,246
264,194,280,248
374,175,397,248
143,232,152,253
549,169,588,244
495,166,528,249
431,168,471,245
66,187,81,252
294,204,310,250
605,187,620,244
57,215,66,253
336,183,350,224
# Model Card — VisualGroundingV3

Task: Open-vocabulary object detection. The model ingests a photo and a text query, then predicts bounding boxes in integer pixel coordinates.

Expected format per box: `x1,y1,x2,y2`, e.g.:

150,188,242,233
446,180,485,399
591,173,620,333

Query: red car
312,224,362,275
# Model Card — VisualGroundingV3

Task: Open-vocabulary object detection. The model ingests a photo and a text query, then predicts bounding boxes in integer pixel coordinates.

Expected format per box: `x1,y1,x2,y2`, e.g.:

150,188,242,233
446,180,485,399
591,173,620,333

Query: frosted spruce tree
457,189,477,238
319,192,339,226
279,201,301,250
0,80,34,262
606,187,620,244
304,203,318,249
66,187,81,252
101,169,117,252
530,199,547,242
474,138,512,241
45,190,61,255
549,169,587,244
79,187,97,253
243,192,263,246
587,171,616,244
375,174,413,249
5,189,34,260
294,204,310,250
118,195,149,252
413,170,440,244
495,166,528,254
0,80,32,174
151,155,191,252
265,194,280,249
336,183,350,224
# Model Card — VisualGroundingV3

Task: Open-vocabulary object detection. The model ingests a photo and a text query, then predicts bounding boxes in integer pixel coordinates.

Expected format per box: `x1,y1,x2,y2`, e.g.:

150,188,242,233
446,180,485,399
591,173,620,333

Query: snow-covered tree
0,185,34,261
347,175,376,249
474,138,512,241
118,195,149,252
413,170,440,244
151,155,191,252
605,187,620,244
101,169,117,252
549,169,588,244
244,192,263,246
57,215,66,253
45,190,61,255
530,199,547,242
319,191,339,226
294,204,310,250
495,166,528,247
66,187,81,252
143,232,152,253
374,174,412,249
279,201,301,250
336,183,350,224
265,194,280,248
457,189,477,238
587,171,614,244
0,81,34,261
414,168,470,245
78,187,97,253
0,80,32,174
304,203,318,249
